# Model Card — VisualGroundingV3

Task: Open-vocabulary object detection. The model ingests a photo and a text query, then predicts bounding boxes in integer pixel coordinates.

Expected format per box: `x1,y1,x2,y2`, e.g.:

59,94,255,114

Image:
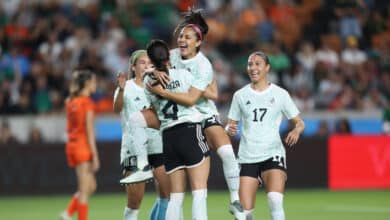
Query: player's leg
61,152,79,220
75,161,96,220
239,176,258,220
61,192,79,220
180,123,210,220
124,171,146,220
165,169,186,220
187,157,210,220
239,163,262,220
120,116,153,185
120,157,146,220
149,154,170,220
261,169,286,220
121,109,160,185
203,119,243,218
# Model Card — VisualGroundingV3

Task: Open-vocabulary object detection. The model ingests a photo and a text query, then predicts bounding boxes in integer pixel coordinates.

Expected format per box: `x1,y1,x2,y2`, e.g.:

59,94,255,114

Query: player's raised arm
113,71,127,113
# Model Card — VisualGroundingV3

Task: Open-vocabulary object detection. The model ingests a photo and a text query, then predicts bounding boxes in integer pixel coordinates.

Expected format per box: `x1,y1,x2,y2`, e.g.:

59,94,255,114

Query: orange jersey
65,96,94,153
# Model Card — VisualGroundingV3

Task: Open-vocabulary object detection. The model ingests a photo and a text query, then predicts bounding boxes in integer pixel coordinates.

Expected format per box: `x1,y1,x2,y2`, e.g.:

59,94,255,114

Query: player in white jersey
144,39,210,220
226,52,305,220
113,50,170,220
146,9,245,219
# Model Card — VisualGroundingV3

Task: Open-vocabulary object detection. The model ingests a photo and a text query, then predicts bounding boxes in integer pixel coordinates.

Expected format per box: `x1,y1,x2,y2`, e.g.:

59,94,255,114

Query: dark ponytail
174,8,209,41
146,39,170,74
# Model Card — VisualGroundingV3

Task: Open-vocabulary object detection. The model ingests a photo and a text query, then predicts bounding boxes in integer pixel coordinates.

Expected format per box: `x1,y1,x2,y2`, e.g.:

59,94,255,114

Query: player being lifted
114,50,170,220
226,52,305,220
123,9,245,220
145,39,210,220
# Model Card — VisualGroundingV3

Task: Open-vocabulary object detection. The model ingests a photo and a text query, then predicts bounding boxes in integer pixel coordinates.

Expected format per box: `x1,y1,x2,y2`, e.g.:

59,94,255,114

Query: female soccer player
145,39,210,220
113,50,170,220
148,9,245,219
226,52,305,220
61,70,99,220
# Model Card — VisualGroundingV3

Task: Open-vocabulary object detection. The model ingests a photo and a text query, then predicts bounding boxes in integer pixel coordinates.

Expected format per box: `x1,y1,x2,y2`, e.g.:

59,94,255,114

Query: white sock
267,192,285,220
124,207,139,220
166,192,185,220
217,145,240,202
192,189,208,220
244,209,254,220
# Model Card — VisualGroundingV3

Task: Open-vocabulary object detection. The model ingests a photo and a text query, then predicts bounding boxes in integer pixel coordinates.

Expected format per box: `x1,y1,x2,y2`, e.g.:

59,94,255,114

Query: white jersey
170,48,219,118
144,68,203,131
114,79,162,163
228,83,300,163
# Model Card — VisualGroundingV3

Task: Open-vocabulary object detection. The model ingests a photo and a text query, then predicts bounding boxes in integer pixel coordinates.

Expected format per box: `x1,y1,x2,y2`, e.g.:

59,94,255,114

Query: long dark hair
174,8,209,41
68,70,94,98
146,39,170,73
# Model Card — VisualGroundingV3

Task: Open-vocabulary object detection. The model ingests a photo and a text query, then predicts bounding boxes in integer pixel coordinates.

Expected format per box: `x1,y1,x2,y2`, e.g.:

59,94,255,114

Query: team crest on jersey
186,68,191,72
134,97,140,101
246,100,251,105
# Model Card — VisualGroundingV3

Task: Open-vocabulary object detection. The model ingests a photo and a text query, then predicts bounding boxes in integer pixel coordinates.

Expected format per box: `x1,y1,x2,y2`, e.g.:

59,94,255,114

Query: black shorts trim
148,153,164,169
240,156,287,182
202,115,222,129
162,123,209,174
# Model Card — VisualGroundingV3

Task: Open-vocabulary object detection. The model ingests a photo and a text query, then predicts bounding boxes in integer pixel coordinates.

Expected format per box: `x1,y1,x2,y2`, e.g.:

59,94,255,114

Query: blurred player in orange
61,70,99,220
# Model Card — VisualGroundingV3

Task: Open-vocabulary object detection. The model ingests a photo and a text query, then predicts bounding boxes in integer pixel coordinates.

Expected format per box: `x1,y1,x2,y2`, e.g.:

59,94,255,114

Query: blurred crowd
0,0,389,117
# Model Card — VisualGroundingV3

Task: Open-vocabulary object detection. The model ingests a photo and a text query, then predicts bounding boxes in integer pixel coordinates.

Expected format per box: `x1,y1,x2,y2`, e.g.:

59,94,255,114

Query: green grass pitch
1,190,389,219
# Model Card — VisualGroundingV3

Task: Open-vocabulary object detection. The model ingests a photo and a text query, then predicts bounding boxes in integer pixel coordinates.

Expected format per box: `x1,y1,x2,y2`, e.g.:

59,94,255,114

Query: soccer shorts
202,115,222,129
162,123,210,174
148,153,164,169
66,146,92,168
240,156,287,183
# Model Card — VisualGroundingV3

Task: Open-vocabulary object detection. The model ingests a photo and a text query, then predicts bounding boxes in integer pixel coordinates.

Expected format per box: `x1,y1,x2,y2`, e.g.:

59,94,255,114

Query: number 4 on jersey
162,101,178,120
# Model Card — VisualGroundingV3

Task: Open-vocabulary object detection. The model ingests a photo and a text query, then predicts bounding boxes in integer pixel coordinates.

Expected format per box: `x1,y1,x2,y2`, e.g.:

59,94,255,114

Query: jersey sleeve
281,90,300,120
191,63,213,91
228,92,241,121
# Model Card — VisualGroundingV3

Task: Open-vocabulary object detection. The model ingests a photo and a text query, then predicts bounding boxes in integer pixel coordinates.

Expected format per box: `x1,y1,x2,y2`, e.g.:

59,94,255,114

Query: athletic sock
157,198,168,220
267,192,285,220
244,209,254,220
77,203,88,220
149,197,160,220
192,189,208,220
66,194,79,216
166,192,184,220
124,207,139,220
217,145,240,202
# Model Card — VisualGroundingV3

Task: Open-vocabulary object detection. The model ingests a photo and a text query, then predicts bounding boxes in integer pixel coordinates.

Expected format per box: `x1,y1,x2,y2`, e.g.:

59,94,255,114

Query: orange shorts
66,146,92,168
